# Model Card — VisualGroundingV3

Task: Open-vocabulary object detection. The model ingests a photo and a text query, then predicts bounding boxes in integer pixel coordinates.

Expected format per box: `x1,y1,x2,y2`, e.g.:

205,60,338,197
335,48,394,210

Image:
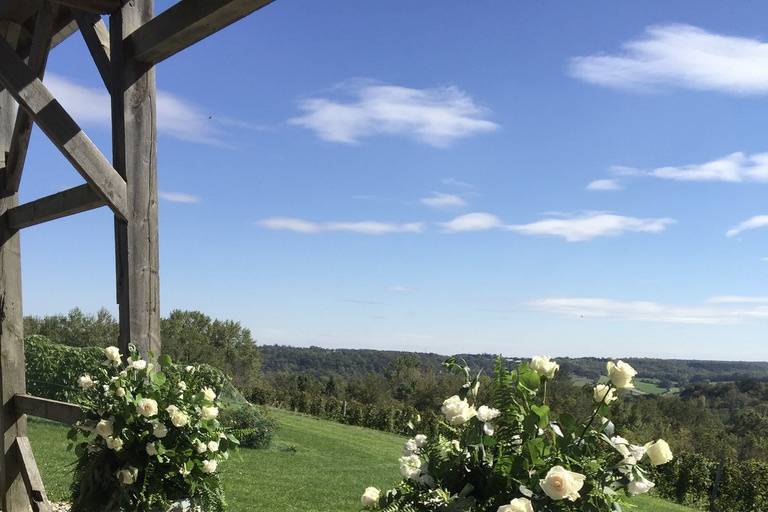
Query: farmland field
28,410,695,512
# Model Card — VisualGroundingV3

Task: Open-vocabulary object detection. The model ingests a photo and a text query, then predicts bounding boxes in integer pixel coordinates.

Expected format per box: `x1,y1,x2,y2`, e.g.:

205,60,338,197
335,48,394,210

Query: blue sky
17,1,768,360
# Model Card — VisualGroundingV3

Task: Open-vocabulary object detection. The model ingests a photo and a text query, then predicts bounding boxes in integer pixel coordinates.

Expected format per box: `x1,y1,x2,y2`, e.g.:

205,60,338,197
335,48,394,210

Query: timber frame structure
0,1,274,509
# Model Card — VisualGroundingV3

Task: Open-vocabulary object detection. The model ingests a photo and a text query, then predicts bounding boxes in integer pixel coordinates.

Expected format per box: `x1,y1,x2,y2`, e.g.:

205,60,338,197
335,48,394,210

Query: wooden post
111,0,160,359
0,20,29,512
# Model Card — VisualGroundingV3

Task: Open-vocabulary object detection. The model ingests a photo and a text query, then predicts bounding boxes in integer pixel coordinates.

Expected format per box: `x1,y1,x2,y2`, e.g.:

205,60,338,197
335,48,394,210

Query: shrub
219,404,276,449
25,335,104,402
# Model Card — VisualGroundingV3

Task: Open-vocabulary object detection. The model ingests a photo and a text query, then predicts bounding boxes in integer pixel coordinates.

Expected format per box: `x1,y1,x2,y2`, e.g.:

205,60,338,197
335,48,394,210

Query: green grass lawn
28,411,695,512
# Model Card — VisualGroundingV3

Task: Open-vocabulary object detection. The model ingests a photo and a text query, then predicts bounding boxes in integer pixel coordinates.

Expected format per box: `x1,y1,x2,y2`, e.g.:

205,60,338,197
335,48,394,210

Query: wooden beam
111,1,161,358
3,2,58,193
0,35,128,220
125,0,275,65
75,11,110,92
0,21,29,512
50,0,120,14
14,436,51,512
13,395,83,425
5,184,105,230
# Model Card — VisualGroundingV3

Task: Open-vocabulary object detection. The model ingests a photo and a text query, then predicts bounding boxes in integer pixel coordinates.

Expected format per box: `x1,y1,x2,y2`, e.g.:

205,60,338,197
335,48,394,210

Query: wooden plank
125,0,275,65
0,21,29,512
15,436,51,512
111,1,161,358
0,35,128,220
75,11,110,92
13,395,83,425
4,1,59,193
50,0,120,14
5,184,105,230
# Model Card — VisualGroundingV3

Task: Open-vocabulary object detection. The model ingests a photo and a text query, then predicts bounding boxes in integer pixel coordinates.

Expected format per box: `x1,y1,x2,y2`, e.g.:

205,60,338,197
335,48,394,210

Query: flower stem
577,382,613,444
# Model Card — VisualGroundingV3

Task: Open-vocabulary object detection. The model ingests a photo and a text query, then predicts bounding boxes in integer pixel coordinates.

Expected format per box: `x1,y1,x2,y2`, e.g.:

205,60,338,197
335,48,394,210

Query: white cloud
726,215,768,237
441,212,503,233
420,192,467,209
508,213,674,242
159,191,200,204
570,24,768,94
707,295,768,304
586,179,622,191
45,73,243,146
442,177,477,190
258,217,424,235
652,152,768,183
289,81,498,147
529,297,768,325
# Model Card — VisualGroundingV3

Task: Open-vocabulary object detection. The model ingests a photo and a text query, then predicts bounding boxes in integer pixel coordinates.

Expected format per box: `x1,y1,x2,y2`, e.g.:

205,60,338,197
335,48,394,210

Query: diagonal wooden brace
0,35,127,220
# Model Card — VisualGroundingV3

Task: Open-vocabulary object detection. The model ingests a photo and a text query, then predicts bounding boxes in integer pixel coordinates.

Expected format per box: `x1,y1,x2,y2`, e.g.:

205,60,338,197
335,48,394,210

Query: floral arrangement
68,345,240,512
361,357,673,512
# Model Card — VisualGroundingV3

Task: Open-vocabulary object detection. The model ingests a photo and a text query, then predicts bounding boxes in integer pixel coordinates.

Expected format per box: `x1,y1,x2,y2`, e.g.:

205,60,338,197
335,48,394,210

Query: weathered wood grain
0,34,128,220
111,0,161,358
13,394,84,425
6,183,105,230
0,21,29,512
4,1,58,193
75,11,110,92
50,0,120,14
125,0,275,64
15,436,51,512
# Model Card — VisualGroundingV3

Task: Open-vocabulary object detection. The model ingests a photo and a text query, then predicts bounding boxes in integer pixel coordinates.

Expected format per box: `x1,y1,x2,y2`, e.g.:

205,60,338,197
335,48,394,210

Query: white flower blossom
530,356,559,379
440,395,477,426
645,439,674,466
78,375,95,389
95,419,113,439
115,467,138,485
146,442,157,456
606,360,637,389
399,454,422,480
153,422,168,438
201,387,217,401
627,474,655,495
360,487,380,507
594,384,618,404
104,346,121,365
207,440,219,452
498,497,534,512
129,359,147,371
201,459,218,474
539,466,586,502
106,436,124,451
136,398,158,418
201,406,219,421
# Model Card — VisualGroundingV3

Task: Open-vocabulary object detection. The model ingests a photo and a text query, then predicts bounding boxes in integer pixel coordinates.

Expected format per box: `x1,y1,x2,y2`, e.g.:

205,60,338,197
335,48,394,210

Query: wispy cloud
586,179,622,191
570,24,768,94
289,80,498,147
441,212,673,241
45,73,246,146
442,177,477,190
420,192,467,209
258,217,425,235
726,215,768,237
707,295,768,304
387,285,416,293
159,191,200,204
441,212,504,233
529,297,768,325
507,212,674,242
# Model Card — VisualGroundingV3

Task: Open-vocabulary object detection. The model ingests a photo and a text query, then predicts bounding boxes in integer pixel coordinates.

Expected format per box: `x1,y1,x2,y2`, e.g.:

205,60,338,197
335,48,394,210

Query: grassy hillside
28,411,695,512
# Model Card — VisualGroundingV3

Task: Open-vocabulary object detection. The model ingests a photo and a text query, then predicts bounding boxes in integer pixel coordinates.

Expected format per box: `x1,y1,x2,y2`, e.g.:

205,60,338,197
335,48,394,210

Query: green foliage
220,405,277,449
25,308,119,348
25,334,104,402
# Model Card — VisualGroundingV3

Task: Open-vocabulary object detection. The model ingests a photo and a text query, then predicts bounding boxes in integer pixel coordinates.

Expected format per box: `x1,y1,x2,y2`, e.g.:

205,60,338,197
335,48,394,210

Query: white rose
153,422,168,438
403,439,418,455
95,419,113,439
195,440,207,454
201,387,217,401
78,375,95,389
440,395,477,426
115,467,138,485
645,439,674,466
539,465,586,502
201,406,219,421
498,497,534,512
201,459,218,474
115,387,126,398
146,442,157,456
130,359,147,371
593,384,618,404
483,422,496,436
106,436,124,451
477,405,501,422
628,474,655,495
360,486,380,507
170,410,189,427
136,398,158,418
398,454,422,480
414,434,428,448
178,381,187,391
530,356,559,379
185,365,195,372
104,346,121,365
207,440,219,452
607,360,637,389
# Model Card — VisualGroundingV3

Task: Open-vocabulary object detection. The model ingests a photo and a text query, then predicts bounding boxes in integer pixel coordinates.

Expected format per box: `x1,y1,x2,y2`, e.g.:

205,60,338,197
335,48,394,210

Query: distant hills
260,344,768,387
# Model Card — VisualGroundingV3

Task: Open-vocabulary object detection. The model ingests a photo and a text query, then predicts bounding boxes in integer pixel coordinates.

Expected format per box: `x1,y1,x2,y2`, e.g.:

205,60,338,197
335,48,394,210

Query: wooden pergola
0,1,273,509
